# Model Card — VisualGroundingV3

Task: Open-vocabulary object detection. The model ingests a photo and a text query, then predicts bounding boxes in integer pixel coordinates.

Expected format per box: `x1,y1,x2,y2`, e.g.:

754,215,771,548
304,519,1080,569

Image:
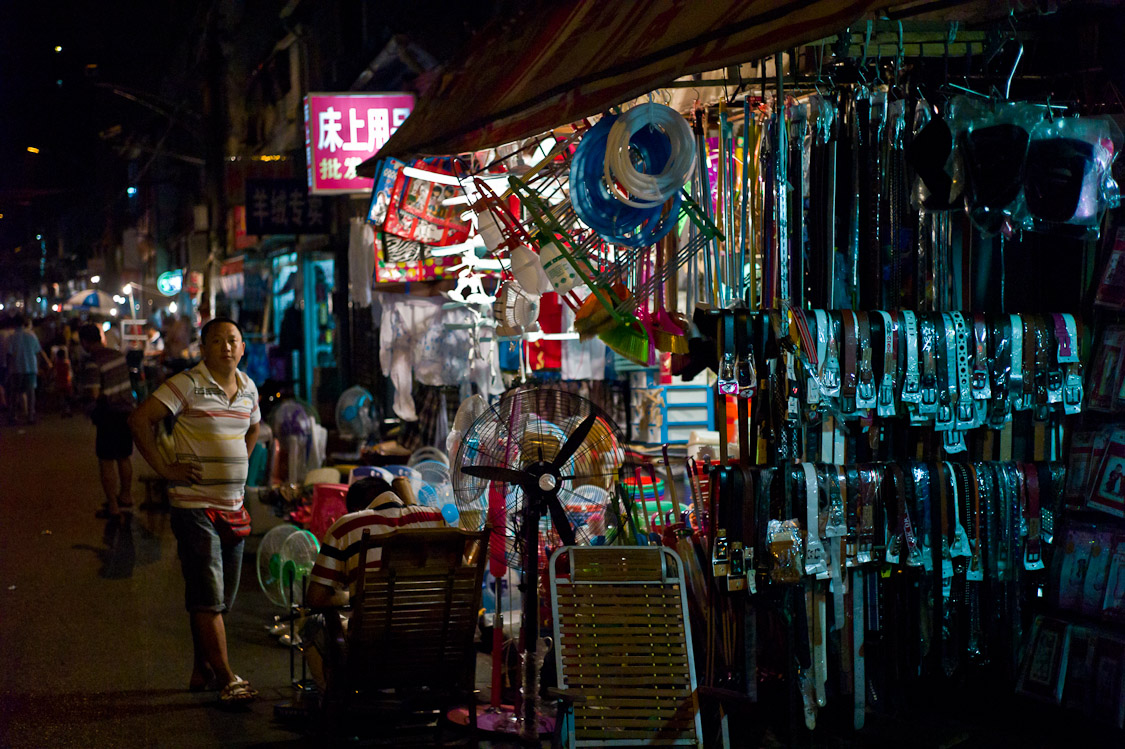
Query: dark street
0,412,307,748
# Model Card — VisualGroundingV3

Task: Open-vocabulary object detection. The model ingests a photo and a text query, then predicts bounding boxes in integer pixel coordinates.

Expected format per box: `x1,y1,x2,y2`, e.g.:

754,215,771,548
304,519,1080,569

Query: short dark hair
78,323,103,344
200,316,244,344
345,476,395,513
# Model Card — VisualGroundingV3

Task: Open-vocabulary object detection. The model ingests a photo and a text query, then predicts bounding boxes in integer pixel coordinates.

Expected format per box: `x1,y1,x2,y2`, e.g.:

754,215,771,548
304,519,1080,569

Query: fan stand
273,573,319,720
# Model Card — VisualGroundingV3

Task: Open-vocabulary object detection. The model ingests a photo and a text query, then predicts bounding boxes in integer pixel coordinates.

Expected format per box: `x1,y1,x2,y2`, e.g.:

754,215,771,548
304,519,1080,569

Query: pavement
0,412,536,749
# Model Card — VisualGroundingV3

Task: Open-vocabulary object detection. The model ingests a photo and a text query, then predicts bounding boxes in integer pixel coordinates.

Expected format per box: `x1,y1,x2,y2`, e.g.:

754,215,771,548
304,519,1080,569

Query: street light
91,275,101,284
168,301,178,314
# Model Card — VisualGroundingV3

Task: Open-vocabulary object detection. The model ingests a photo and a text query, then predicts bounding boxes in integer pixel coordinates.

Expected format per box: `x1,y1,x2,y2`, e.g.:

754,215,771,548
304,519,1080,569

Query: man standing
129,318,261,704
5,316,50,424
78,324,137,517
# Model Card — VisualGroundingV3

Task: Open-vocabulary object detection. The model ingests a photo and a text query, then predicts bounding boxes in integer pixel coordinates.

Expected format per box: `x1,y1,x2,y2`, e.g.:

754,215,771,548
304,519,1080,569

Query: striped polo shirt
309,493,446,595
153,362,260,511
84,347,136,412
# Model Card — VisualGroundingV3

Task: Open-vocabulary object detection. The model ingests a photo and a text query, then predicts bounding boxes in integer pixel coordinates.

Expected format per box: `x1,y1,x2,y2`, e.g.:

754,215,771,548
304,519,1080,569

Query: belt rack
682,459,1061,732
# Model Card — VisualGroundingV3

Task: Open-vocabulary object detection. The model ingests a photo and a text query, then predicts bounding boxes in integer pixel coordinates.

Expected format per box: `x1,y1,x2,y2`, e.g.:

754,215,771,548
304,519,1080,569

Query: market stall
267,2,1125,744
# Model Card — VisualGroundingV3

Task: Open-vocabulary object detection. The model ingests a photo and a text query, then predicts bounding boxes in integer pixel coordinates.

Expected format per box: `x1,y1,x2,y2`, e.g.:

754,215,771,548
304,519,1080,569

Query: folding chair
549,545,703,748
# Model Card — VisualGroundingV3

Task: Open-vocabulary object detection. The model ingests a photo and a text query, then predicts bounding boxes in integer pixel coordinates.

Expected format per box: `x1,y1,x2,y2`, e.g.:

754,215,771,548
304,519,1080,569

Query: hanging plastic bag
948,96,1042,235
906,98,961,211
1022,115,1122,238
382,157,472,246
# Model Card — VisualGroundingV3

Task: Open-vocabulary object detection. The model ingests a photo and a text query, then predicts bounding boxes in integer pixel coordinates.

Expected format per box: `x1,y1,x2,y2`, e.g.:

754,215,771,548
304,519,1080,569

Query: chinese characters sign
304,92,414,195
245,178,328,235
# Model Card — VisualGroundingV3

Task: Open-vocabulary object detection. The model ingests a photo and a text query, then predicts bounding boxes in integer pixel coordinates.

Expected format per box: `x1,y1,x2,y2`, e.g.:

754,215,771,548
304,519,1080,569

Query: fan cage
451,386,624,571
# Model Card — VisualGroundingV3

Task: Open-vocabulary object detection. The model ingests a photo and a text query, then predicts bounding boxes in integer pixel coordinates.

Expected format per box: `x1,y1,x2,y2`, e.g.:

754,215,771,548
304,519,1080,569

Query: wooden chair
548,545,704,748
322,525,489,744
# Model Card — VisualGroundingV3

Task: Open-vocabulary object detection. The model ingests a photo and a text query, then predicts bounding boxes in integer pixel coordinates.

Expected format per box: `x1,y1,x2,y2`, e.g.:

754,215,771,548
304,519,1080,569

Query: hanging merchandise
1022,116,1122,235
570,111,681,247
949,96,1040,235
382,157,473,246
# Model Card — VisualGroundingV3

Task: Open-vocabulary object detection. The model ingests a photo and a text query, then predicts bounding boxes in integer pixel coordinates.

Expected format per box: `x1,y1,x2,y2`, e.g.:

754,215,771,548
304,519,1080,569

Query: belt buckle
935,398,954,430
718,356,738,396
943,429,967,453
901,374,922,403
856,371,877,408
1045,370,1063,404
1064,372,1083,415
821,359,841,397
919,375,939,414
877,377,896,417
737,359,757,400
956,401,976,424
805,372,821,405
970,368,991,399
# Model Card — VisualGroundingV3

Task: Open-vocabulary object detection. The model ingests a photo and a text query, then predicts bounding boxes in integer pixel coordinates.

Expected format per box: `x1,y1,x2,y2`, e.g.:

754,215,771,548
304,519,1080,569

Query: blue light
127,186,137,196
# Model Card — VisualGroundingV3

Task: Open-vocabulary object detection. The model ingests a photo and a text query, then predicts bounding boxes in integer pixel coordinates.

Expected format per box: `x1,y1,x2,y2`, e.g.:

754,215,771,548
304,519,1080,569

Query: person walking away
54,348,74,417
6,316,51,424
128,318,261,704
78,324,137,517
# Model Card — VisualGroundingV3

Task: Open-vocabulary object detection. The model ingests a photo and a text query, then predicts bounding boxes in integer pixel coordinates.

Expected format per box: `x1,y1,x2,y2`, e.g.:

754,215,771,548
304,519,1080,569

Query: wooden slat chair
323,525,489,743
549,545,703,748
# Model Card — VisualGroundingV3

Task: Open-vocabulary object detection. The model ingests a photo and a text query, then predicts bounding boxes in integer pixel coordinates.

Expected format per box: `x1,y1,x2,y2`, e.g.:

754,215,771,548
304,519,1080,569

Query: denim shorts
170,507,244,613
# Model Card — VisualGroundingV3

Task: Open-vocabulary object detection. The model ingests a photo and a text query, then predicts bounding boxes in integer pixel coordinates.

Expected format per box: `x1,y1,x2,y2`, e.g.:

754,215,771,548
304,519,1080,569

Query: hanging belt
803,463,828,578
841,310,859,407
822,312,842,399
1022,314,1037,411
856,312,877,410
934,314,956,432
1031,316,1051,419
1062,313,1083,416
1009,314,1026,411
1022,462,1045,571
876,311,897,417
989,314,1013,428
856,467,878,564
919,315,939,416
901,310,922,404
809,309,829,406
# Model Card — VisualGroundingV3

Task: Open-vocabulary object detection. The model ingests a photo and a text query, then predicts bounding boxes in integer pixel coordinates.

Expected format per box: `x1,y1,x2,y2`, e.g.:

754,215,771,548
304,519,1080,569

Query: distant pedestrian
129,317,261,704
54,348,73,417
78,324,137,517
5,316,51,424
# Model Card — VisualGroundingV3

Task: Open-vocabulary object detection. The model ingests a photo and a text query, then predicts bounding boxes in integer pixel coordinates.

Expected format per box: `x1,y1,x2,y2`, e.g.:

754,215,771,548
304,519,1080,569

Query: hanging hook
1003,41,1023,100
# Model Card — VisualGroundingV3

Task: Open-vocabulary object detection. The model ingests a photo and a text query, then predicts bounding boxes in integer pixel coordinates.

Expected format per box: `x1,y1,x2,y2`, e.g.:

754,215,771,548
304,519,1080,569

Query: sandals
219,677,258,704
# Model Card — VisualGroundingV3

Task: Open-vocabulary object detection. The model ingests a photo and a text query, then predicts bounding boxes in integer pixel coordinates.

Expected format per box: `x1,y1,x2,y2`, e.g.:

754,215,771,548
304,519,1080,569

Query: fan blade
551,413,597,470
546,494,577,547
461,464,529,485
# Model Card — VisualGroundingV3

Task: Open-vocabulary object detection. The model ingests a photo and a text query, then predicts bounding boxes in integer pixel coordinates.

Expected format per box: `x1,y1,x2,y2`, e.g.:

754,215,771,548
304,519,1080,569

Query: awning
359,0,882,173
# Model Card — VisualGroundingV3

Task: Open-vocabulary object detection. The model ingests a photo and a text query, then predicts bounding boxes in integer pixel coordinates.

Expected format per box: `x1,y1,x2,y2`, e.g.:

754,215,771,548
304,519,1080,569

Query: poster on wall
305,92,414,195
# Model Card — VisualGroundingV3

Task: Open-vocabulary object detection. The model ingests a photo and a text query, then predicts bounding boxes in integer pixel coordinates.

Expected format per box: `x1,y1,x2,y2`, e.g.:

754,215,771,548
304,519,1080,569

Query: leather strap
803,463,828,578
971,313,991,400
1022,463,1045,570
856,312,877,409
911,462,933,573
946,462,971,558
965,464,984,581
952,312,976,430
935,313,957,432
919,314,939,415
856,468,877,564
822,312,842,399
1032,315,1050,407
1053,313,1077,363
989,314,1013,428
809,309,828,405
842,311,859,402
1009,314,1026,411
876,310,897,417
1022,315,1037,407
901,310,922,404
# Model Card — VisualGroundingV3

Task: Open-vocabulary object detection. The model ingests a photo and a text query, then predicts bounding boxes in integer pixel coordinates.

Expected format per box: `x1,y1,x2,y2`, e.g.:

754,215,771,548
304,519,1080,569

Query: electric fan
334,385,375,440
451,385,623,737
257,524,321,608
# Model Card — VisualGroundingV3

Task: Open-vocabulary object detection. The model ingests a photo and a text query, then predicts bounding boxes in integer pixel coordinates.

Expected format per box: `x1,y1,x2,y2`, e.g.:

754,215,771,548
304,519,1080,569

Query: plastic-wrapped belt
989,314,1014,428
876,311,897,417
821,311,842,399
901,310,922,406
951,312,975,431
1021,462,1044,571
1009,314,1025,411
934,314,956,432
856,311,877,410
918,314,939,416
841,310,859,410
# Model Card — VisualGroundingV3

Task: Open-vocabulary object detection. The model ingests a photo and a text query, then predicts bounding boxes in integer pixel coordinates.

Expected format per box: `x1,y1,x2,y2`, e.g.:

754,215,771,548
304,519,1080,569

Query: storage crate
630,384,714,445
